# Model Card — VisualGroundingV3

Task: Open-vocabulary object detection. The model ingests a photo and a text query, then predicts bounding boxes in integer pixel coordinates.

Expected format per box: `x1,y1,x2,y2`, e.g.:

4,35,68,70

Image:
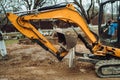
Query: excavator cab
98,0,120,47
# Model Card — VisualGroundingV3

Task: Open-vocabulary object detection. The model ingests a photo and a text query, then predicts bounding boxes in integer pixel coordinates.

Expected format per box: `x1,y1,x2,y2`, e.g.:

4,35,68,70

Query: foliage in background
73,0,101,24
0,0,102,25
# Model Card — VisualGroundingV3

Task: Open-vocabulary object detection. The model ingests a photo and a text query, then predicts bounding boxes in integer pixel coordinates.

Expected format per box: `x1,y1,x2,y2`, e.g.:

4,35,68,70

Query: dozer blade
56,28,77,50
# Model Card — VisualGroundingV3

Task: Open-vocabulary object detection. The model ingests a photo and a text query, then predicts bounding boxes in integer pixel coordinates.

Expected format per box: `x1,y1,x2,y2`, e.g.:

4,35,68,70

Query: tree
22,0,47,10
0,0,23,12
74,0,101,24
0,0,23,27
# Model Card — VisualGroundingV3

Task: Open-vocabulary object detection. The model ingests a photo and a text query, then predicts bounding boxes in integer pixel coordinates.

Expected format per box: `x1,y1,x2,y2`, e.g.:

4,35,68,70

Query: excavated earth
0,41,120,80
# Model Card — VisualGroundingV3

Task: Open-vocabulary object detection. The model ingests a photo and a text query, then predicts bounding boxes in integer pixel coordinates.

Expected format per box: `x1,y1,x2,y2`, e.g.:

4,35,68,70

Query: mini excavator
5,0,120,78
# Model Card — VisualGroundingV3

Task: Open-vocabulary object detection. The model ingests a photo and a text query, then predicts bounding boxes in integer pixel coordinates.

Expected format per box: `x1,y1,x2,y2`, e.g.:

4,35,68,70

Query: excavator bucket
55,28,77,50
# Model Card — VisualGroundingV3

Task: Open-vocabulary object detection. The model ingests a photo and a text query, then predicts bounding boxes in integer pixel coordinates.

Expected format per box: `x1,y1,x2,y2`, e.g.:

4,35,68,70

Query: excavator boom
7,4,98,61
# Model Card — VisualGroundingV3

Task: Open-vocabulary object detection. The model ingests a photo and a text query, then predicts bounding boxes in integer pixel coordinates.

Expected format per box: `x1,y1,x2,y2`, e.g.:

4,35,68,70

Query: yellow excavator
5,0,120,78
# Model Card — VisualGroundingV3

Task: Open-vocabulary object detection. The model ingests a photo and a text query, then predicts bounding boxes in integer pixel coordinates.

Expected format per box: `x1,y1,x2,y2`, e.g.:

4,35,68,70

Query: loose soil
0,43,120,80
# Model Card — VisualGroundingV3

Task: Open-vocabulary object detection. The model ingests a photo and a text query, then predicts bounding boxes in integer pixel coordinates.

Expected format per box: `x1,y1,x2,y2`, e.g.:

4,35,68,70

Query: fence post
69,47,75,68
0,31,7,57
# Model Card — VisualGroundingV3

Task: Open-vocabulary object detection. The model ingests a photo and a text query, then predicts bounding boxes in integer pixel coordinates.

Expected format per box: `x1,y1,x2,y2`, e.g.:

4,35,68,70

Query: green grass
5,39,18,46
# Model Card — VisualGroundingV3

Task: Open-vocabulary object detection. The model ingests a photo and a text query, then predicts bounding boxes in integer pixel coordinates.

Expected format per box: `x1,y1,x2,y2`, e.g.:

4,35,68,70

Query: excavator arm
6,13,68,61
6,4,120,61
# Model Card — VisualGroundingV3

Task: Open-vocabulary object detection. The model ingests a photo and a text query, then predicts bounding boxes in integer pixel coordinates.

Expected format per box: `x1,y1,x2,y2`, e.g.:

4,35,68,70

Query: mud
0,43,120,80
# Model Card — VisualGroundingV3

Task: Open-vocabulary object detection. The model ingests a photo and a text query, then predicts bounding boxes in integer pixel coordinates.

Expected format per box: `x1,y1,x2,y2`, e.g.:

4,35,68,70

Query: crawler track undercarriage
75,52,120,78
